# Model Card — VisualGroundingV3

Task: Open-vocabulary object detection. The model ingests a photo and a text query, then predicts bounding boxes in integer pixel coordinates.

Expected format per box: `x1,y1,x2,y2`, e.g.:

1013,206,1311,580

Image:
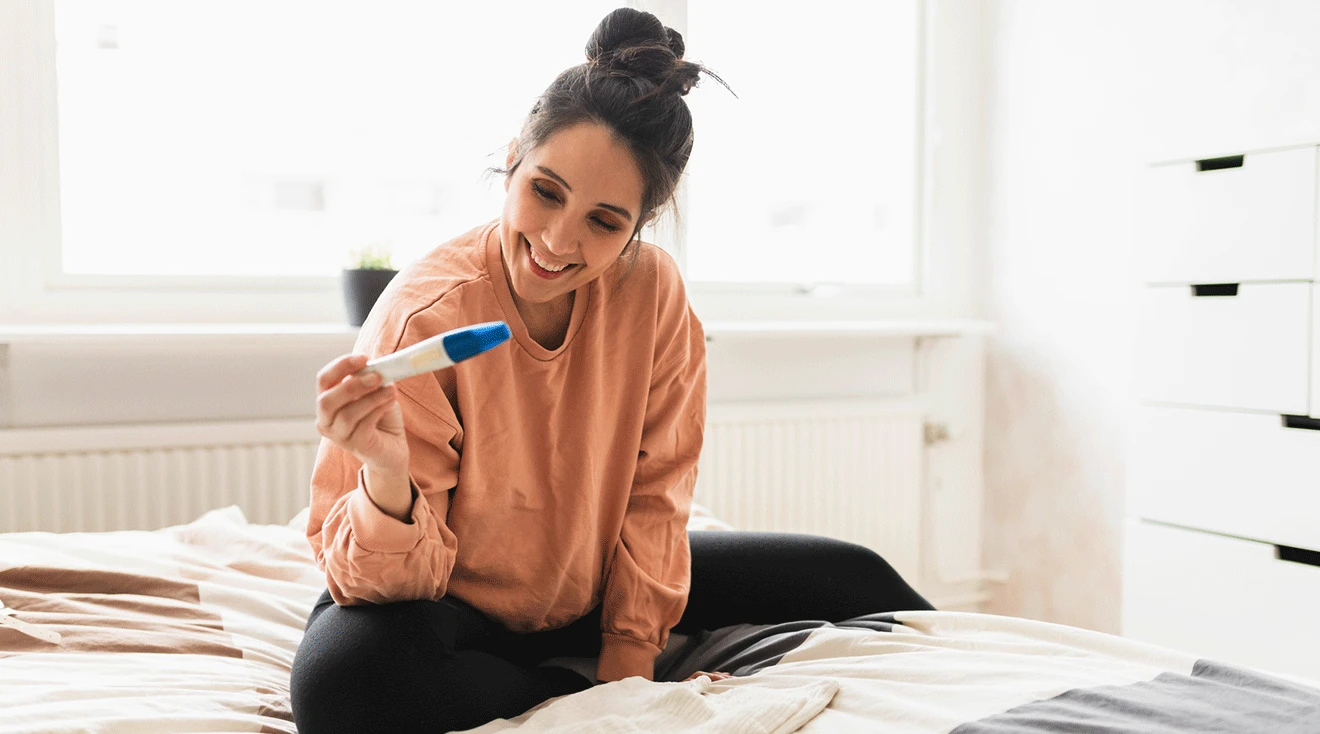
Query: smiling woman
497,124,644,349
290,7,934,734
486,7,723,347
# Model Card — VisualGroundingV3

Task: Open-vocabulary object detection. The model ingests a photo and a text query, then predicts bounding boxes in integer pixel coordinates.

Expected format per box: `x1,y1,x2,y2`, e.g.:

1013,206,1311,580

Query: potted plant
342,242,398,327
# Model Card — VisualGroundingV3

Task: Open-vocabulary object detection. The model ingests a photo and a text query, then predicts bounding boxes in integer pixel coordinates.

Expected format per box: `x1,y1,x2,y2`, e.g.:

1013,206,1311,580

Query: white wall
981,0,1320,632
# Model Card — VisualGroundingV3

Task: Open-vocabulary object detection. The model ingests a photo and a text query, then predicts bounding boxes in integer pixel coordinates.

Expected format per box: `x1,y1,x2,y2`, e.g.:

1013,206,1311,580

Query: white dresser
1124,143,1320,681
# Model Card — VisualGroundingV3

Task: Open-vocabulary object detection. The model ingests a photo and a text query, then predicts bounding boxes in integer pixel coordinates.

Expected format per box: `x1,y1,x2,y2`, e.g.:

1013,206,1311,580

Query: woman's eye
530,181,620,232
531,182,559,203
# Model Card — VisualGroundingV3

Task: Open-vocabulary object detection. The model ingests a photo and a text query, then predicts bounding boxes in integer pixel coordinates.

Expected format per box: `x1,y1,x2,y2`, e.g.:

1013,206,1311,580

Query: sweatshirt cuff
597,632,661,682
346,466,423,553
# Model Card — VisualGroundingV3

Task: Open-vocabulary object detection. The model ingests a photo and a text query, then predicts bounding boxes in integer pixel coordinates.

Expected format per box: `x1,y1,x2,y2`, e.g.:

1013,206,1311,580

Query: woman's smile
524,234,579,280
499,122,643,310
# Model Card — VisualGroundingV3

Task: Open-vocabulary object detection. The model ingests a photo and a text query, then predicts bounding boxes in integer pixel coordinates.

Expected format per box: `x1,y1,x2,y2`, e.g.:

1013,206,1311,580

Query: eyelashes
530,181,558,202
530,181,621,233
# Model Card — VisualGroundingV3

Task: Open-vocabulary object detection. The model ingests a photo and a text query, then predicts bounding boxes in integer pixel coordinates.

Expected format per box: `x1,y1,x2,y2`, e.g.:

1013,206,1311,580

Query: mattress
1,506,1315,733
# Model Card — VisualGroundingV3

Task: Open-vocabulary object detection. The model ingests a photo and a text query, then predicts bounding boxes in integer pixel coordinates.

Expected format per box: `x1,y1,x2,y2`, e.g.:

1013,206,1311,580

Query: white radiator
1,400,926,580
696,399,924,580
0,420,322,533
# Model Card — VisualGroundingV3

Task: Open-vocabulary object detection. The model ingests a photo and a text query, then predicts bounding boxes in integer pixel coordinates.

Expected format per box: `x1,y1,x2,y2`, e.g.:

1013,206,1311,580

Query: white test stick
354,321,511,386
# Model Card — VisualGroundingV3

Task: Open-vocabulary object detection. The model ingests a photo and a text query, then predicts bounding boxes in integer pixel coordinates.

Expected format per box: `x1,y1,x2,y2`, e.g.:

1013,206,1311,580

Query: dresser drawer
1129,406,1320,551
1135,282,1311,413
1141,145,1318,284
1122,519,1320,682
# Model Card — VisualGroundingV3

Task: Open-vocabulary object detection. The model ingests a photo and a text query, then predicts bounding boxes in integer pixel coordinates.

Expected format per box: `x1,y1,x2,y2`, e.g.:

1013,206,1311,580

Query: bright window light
53,0,617,276
684,1,920,285
52,1,921,286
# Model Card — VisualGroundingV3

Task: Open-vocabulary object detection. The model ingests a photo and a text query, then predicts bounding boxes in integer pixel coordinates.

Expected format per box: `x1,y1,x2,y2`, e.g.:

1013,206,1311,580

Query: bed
1,506,1316,733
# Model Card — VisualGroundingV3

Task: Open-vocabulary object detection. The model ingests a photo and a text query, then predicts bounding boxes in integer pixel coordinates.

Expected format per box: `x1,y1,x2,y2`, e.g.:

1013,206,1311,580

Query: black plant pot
341,269,398,327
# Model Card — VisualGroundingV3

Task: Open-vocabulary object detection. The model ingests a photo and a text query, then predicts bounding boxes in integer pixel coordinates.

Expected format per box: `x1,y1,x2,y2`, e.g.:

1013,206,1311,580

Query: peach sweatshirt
306,220,707,682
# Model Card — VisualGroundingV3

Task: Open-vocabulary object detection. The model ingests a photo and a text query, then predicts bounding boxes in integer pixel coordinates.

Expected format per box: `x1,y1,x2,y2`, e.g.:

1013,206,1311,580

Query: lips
524,235,577,280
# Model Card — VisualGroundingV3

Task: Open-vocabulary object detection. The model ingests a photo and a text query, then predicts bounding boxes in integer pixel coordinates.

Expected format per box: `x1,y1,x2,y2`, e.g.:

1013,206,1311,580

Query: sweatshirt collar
484,220,590,361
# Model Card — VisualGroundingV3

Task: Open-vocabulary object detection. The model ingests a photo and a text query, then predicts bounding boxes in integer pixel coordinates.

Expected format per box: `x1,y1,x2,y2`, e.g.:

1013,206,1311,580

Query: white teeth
528,242,572,272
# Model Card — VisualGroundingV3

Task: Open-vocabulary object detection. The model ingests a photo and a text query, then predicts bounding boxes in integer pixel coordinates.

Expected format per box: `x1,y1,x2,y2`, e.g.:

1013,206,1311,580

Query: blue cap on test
442,321,512,363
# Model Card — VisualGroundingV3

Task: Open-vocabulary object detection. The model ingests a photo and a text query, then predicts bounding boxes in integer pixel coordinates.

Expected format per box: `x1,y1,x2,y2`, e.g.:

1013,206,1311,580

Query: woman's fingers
317,354,367,392
683,670,732,682
328,385,396,442
313,353,411,474
316,360,384,434
345,395,398,446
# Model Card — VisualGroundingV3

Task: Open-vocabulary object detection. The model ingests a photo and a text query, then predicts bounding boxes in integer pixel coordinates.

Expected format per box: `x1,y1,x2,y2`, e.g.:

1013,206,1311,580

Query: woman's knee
827,538,896,576
824,538,935,612
290,600,459,734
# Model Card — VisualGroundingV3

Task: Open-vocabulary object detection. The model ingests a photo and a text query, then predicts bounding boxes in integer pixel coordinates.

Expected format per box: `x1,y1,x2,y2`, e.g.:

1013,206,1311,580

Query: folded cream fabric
464,675,839,734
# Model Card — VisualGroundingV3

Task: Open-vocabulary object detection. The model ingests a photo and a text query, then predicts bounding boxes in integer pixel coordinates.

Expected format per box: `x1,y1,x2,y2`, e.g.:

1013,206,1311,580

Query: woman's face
500,122,645,305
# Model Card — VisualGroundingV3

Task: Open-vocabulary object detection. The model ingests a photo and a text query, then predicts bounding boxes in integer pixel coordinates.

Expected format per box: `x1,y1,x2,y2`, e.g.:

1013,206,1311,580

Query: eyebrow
536,165,634,222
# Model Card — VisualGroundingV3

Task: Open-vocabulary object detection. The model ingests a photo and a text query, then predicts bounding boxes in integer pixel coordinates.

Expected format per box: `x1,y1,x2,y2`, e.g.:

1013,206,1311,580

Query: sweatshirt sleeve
306,307,466,606
597,296,708,682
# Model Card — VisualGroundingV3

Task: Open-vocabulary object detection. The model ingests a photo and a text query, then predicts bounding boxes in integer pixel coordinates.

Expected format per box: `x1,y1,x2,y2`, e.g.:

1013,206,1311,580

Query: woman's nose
543,221,579,257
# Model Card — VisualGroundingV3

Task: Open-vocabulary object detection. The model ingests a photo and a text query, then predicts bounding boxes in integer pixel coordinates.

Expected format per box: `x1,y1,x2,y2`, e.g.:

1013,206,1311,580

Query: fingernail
366,373,382,386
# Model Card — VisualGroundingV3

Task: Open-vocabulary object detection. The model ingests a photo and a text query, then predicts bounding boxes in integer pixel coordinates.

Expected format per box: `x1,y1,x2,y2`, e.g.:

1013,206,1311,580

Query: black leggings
290,531,933,734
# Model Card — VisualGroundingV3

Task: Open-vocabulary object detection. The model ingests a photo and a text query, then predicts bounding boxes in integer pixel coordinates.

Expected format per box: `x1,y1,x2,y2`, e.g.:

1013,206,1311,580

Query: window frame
3,0,946,324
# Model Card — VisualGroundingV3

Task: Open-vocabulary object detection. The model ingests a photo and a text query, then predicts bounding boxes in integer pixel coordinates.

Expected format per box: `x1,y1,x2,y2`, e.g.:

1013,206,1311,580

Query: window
42,0,923,298
52,0,618,277
683,1,920,286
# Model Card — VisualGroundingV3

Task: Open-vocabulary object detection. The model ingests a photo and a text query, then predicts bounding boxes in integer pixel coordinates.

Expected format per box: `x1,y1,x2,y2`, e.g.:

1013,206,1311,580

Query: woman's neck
494,224,574,350
510,287,574,351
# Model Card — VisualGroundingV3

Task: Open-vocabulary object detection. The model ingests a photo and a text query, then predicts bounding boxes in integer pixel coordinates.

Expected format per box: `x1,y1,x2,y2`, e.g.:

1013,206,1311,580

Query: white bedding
1,506,1314,733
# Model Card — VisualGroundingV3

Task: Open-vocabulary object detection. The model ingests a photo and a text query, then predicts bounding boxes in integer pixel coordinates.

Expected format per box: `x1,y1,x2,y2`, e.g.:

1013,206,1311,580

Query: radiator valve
923,422,951,445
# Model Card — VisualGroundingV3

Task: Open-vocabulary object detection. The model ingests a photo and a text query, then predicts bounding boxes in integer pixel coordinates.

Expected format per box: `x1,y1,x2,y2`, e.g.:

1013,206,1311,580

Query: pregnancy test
355,321,511,386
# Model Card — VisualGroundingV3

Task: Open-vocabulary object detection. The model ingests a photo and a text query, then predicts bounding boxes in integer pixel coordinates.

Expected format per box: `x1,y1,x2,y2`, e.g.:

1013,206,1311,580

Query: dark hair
498,7,727,270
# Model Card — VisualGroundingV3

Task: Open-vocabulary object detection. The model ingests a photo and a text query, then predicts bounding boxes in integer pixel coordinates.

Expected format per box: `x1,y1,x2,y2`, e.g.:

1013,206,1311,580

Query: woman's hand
315,354,410,476
682,671,732,683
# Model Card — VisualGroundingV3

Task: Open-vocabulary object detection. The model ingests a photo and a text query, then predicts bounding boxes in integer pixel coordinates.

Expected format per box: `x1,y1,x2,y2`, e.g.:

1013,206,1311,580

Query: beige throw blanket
0,505,815,733
6,505,1310,733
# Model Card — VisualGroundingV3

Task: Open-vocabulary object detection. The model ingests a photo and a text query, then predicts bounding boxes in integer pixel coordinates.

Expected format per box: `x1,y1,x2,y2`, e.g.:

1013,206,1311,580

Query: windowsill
702,319,995,339
0,319,995,345
0,322,361,345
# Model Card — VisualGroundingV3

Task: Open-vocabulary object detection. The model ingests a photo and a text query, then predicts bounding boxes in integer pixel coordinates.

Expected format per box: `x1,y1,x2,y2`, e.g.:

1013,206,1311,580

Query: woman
290,8,932,733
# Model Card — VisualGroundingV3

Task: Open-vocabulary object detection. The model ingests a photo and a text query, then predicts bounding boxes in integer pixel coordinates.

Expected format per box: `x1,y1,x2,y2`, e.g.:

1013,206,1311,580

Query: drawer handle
1192,283,1239,297
1196,155,1245,172
1282,414,1320,431
1276,544,1320,568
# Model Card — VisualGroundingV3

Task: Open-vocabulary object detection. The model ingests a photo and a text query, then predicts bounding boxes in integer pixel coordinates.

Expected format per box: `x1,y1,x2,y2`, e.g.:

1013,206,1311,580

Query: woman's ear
503,137,519,192
637,211,655,236
501,135,517,167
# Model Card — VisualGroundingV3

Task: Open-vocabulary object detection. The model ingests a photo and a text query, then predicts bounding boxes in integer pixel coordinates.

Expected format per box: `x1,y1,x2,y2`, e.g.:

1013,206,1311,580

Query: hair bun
664,27,685,59
585,8,687,88
585,8,675,61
